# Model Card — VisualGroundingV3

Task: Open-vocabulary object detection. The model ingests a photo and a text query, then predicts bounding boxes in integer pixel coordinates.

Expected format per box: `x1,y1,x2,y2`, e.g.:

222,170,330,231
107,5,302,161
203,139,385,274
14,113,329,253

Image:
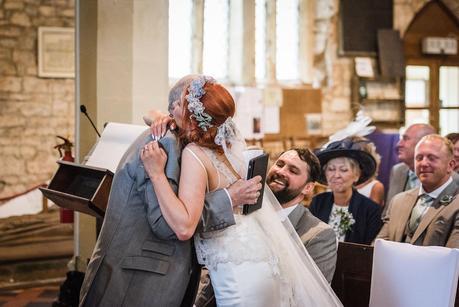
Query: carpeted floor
0,286,59,307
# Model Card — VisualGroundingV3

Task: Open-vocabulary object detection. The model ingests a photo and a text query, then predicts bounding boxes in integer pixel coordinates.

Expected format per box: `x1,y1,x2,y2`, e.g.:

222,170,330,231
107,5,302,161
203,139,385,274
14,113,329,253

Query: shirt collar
418,176,453,199
279,204,298,221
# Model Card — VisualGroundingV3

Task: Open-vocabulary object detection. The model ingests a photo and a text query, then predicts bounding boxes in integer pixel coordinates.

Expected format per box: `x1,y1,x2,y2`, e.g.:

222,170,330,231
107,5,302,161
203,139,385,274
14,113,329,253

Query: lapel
345,190,359,241
397,164,410,191
288,205,305,231
411,181,459,243
321,193,334,223
394,189,418,241
401,165,410,191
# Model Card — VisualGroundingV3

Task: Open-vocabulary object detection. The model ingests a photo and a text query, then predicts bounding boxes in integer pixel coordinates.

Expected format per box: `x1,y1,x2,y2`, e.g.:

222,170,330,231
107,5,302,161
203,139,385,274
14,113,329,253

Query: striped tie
406,171,420,190
408,194,434,232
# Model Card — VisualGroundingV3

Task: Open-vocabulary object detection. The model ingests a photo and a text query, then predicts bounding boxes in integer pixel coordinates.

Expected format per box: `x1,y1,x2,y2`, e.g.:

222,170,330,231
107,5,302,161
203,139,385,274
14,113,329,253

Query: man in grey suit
79,76,261,307
266,148,337,282
384,124,436,214
195,148,337,307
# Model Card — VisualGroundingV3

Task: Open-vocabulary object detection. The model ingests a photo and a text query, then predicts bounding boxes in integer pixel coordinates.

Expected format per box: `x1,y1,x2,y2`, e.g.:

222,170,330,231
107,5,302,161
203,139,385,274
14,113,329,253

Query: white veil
217,119,343,306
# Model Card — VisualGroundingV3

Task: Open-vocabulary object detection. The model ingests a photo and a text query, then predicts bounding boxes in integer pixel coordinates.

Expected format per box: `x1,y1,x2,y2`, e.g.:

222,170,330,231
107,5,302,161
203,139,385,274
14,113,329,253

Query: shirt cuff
223,188,233,208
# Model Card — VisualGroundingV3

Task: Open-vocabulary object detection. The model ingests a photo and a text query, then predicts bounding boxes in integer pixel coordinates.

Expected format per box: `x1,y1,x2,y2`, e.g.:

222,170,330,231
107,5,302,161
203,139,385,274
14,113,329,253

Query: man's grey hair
168,74,199,112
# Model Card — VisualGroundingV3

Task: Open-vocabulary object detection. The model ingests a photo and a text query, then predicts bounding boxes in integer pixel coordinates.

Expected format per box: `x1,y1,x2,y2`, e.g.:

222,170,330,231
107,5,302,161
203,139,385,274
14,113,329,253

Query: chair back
370,239,459,307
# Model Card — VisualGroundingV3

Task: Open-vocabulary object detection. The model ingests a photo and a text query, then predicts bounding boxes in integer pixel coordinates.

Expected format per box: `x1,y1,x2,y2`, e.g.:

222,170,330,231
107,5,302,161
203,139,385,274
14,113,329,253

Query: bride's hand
150,114,176,140
141,141,167,179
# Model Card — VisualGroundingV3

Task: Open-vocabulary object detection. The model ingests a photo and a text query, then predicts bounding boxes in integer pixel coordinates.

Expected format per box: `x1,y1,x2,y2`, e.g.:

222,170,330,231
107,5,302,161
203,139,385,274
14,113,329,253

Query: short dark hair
290,147,321,183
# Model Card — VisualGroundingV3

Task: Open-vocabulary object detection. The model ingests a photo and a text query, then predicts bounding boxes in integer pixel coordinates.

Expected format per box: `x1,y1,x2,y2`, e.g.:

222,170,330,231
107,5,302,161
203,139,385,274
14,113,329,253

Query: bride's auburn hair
179,81,235,152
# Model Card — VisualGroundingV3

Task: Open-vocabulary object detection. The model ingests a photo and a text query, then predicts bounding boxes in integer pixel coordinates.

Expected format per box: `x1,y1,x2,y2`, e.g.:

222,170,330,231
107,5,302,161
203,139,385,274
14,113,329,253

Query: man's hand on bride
141,141,167,180
227,176,262,207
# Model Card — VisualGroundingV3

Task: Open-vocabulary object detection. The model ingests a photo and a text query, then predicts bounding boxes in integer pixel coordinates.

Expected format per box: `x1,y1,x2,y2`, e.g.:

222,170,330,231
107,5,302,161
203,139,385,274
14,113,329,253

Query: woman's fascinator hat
315,138,377,185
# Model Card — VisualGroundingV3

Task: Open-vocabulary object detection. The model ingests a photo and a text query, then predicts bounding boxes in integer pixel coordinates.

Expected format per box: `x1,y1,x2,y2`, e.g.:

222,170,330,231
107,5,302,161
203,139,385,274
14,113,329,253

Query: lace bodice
192,146,279,271
200,147,238,190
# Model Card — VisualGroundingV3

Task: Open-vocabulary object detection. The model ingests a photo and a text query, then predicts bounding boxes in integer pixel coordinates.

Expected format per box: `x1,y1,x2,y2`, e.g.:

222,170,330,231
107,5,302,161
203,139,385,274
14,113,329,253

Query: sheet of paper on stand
85,122,147,172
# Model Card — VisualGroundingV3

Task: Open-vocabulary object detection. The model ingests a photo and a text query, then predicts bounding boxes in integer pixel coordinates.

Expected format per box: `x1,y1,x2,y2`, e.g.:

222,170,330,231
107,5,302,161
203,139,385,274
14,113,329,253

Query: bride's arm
142,141,207,241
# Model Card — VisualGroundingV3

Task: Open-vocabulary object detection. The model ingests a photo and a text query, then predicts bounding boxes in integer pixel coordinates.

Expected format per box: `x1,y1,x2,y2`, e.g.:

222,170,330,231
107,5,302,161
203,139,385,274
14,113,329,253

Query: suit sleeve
200,189,236,233
446,207,459,248
376,198,394,241
305,227,337,283
365,203,383,244
140,135,181,240
142,167,179,240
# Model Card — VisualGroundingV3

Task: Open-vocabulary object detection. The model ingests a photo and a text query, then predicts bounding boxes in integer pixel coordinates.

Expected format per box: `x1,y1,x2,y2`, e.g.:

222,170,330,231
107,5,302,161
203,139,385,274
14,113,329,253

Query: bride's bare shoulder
183,143,211,163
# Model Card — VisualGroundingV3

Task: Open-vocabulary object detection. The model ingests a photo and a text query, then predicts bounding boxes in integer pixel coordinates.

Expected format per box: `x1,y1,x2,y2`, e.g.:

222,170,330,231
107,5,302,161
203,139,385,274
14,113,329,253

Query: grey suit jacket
385,163,459,217
384,163,410,216
79,130,235,307
288,205,337,283
378,180,459,247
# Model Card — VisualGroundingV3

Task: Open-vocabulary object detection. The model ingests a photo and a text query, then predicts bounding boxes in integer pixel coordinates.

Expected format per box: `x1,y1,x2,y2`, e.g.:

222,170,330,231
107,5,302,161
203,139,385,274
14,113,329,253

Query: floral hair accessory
186,76,216,131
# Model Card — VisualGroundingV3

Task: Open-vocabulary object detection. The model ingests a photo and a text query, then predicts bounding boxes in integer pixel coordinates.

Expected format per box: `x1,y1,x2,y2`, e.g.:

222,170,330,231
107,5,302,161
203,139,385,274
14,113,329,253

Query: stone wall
313,0,458,136
0,0,75,199
1,0,457,199
312,0,353,136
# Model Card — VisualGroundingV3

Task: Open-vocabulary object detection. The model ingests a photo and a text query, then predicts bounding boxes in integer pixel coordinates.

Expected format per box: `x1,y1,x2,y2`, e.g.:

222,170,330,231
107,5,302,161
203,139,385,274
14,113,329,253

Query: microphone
80,105,101,137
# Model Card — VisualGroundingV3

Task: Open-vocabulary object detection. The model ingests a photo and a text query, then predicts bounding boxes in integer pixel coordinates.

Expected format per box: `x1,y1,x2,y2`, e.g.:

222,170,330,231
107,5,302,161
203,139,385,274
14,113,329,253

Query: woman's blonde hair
347,135,380,177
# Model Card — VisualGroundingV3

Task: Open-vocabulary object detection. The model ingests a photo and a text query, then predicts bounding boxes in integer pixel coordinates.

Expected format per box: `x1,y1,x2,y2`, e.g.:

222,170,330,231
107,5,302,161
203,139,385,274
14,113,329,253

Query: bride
141,75,342,307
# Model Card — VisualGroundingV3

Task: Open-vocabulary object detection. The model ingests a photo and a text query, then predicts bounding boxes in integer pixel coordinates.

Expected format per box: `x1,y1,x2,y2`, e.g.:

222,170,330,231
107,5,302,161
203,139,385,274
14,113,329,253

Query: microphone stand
80,105,101,137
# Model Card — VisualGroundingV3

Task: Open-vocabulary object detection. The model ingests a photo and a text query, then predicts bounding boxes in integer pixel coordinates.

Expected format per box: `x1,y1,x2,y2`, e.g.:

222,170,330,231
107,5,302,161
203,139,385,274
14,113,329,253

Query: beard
273,188,302,204
267,174,304,204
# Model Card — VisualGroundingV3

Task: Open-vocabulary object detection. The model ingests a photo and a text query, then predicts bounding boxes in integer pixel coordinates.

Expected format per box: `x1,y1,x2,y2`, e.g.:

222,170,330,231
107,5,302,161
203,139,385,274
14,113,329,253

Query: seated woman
309,138,383,245
348,135,385,206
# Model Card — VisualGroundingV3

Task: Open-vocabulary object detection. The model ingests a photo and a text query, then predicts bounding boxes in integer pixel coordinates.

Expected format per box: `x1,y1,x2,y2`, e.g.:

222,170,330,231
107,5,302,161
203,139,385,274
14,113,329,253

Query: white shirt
418,176,453,199
279,204,298,221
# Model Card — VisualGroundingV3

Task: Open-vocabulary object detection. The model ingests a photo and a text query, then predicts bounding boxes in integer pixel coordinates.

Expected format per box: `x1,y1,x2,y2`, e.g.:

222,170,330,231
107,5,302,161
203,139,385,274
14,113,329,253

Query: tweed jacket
79,131,235,307
377,180,459,248
288,205,337,283
309,190,383,245
384,163,459,217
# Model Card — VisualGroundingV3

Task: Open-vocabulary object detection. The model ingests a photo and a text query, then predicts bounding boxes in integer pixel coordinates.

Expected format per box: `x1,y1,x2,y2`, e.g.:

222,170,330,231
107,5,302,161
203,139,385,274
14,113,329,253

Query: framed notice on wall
38,27,75,78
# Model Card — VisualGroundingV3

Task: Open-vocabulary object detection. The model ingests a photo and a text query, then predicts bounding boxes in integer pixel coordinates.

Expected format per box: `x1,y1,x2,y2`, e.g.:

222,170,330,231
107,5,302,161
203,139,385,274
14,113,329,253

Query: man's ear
447,158,456,173
302,182,315,196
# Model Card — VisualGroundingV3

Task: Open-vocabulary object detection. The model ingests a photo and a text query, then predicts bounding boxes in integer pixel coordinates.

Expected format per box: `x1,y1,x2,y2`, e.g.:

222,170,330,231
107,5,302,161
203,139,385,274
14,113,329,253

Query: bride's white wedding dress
189,146,342,307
